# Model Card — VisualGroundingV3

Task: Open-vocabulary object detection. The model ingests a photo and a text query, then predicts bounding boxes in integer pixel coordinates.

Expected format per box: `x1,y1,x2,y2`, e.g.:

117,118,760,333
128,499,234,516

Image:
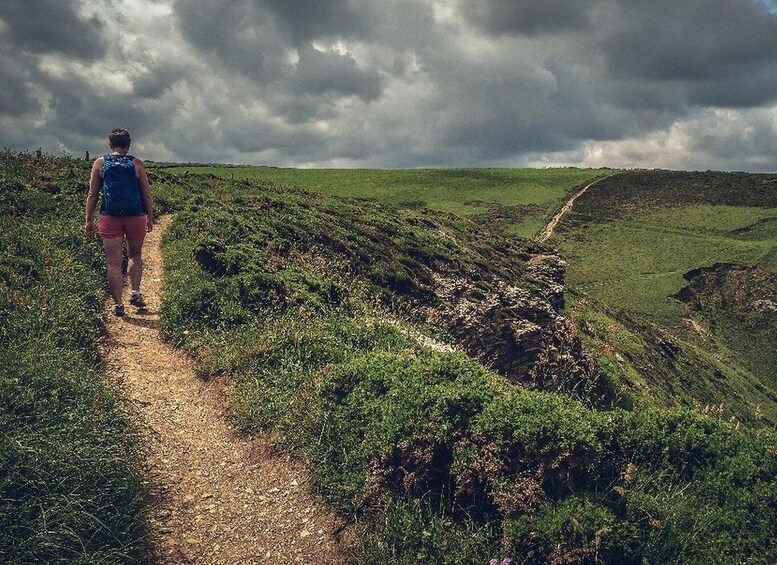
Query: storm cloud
457,0,598,36
0,0,106,59
1,0,777,170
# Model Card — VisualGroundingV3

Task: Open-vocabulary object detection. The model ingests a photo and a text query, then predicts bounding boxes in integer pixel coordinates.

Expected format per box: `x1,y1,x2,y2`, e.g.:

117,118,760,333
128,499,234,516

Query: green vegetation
552,170,777,426
4,155,775,563
555,172,777,324
158,165,777,430
558,204,776,324
567,291,777,426
680,264,777,391
0,152,148,562
156,165,608,238
154,169,777,563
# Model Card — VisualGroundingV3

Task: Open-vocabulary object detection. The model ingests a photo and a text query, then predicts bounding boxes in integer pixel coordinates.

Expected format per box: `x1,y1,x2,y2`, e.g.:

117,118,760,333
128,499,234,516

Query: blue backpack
101,154,145,216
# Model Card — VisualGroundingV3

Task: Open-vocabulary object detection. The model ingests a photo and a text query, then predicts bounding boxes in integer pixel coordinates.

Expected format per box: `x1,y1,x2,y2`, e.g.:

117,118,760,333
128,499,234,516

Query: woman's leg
127,238,144,293
102,237,125,305
125,216,147,294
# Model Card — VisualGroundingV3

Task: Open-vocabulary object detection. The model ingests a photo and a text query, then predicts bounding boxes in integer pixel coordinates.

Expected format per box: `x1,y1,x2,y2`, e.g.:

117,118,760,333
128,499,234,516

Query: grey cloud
261,0,367,44
454,0,777,113
604,0,777,80
270,97,333,125
175,0,435,79
601,0,777,107
457,0,598,36
408,43,628,162
291,46,383,101
221,115,328,156
175,0,394,124
0,50,40,116
132,73,170,99
559,107,777,172
132,62,187,99
37,70,182,154
183,0,435,50
3,0,777,171
176,0,290,82
0,0,105,59
688,111,777,171
170,0,777,168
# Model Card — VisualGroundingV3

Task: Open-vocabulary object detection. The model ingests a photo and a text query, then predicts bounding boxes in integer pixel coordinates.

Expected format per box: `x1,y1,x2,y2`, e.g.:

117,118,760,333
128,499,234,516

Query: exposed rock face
674,262,777,321
421,251,604,400
526,252,567,312
426,270,559,379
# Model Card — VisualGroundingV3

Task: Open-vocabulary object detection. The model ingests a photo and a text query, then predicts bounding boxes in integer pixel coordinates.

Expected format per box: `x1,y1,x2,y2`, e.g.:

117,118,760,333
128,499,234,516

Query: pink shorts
99,214,147,240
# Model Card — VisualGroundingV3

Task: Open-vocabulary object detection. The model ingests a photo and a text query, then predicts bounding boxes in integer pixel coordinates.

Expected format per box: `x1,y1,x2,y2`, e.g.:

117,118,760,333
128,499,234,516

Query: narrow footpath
103,216,345,564
535,175,612,243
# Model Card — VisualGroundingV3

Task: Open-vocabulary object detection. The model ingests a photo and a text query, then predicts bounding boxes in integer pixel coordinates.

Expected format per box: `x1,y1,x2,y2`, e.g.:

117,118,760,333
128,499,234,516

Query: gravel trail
103,216,346,564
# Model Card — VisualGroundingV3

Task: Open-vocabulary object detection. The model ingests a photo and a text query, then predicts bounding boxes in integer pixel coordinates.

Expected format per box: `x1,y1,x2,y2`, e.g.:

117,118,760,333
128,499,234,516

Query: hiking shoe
130,293,147,308
113,304,125,317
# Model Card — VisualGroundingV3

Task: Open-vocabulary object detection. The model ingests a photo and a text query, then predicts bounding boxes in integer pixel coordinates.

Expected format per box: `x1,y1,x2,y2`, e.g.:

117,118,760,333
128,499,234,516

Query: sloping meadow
0,152,148,562
554,170,777,428
155,171,777,563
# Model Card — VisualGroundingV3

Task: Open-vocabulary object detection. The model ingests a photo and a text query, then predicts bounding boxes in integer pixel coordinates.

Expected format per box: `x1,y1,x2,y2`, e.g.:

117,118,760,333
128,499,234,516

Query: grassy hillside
153,169,777,564
0,152,148,562
551,170,777,426
6,154,773,563
155,165,608,239
159,165,777,428
554,171,777,320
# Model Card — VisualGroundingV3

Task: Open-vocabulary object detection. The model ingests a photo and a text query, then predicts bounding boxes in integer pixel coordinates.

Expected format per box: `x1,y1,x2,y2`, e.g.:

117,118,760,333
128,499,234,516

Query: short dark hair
108,127,131,149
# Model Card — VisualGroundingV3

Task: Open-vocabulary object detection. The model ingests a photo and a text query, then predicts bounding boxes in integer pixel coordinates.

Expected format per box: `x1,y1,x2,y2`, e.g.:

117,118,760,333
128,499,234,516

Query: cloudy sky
2,0,777,170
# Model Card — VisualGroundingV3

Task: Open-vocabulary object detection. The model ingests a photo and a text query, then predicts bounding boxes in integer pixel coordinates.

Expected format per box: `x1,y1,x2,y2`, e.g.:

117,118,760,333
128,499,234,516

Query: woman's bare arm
85,158,103,236
135,158,154,232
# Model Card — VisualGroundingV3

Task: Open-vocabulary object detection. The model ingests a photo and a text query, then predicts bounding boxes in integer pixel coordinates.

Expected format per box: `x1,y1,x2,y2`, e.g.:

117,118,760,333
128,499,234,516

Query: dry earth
102,216,347,564
535,175,612,243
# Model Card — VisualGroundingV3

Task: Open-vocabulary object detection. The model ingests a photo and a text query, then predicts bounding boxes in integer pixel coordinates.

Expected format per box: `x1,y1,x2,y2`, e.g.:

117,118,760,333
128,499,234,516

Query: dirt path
103,216,346,564
535,175,612,243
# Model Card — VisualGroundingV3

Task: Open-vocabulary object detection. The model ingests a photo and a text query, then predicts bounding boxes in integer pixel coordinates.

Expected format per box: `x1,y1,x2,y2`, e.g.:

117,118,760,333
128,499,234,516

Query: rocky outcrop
421,251,607,401
425,270,558,379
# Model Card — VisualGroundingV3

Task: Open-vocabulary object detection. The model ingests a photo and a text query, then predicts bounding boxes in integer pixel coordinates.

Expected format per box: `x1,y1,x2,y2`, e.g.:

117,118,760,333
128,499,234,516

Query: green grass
553,171,777,427
0,151,148,563
567,291,777,426
155,165,609,238
153,168,777,564
557,205,776,325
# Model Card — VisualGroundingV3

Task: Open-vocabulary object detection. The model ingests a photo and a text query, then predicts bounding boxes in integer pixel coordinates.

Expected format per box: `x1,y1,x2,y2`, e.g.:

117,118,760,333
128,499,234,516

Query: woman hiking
84,127,154,316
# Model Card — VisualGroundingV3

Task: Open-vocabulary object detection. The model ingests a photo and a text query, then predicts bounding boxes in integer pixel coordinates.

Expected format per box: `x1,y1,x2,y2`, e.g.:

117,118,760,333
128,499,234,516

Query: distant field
553,171,777,329
552,170,777,425
157,165,609,239
557,204,777,325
